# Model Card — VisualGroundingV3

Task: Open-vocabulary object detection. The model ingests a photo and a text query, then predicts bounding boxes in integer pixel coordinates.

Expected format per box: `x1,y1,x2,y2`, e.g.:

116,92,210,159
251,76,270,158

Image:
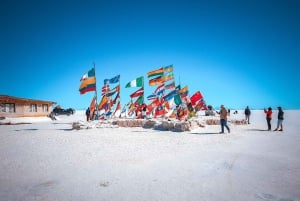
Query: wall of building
0,96,55,118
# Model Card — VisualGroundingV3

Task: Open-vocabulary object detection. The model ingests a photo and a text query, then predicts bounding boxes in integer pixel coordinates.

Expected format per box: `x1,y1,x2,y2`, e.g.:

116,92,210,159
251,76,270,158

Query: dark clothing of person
85,108,90,121
278,110,284,120
274,107,284,131
244,107,251,124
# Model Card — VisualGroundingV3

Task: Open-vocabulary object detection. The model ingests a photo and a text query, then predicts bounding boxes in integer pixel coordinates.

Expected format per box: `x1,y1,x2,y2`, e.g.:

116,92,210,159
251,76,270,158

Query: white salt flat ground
0,110,300,201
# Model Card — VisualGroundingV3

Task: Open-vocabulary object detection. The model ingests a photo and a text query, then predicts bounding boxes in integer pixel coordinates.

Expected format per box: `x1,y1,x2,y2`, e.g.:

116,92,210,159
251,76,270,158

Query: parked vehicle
52,106,75,116
205,105,215,116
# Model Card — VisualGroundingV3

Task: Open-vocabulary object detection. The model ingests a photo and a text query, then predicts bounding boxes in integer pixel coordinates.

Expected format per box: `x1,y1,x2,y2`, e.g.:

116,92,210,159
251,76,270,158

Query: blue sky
1,0,299,110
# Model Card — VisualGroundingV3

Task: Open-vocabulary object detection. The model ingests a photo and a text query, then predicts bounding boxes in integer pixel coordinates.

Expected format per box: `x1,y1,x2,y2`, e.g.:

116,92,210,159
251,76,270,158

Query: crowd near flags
79,64,207,120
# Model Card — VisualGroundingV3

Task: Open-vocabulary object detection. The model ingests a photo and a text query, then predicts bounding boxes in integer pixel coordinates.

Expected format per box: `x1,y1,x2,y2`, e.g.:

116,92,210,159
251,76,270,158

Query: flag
113,101,121,117
194,99,205,111
112,92,120,104
164,65,173,73
147,67,164,78
155,106,166,117
174,94,182,106
134,95,144,105
79,77,96,94
154,84,165,96
106,85,120,97
163,73,174,82
98,96,108,110
147,94,157,100
101,85,110,94
125,76,143,88
190,91,203,105
165,81,175,90
149,76,164,86
175,85,181,91
179,85,188,98
147,98,160,113
104,75,120,85
163,90,177,102
80,68,95,81
130,87,144,98
89,96,97,119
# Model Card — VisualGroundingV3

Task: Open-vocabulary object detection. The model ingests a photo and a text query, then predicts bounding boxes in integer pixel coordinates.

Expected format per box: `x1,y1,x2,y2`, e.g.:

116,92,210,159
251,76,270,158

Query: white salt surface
0,110,300,201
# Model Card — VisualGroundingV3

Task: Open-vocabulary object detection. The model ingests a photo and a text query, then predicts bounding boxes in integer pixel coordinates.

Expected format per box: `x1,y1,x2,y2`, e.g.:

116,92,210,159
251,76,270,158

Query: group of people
86,104,284,133
217,105,284,134
263,106,284,131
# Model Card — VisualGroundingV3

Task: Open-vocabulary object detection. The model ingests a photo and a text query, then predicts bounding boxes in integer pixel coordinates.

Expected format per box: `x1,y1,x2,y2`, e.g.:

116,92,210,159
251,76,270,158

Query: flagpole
142,76,145,104
94,62,98,120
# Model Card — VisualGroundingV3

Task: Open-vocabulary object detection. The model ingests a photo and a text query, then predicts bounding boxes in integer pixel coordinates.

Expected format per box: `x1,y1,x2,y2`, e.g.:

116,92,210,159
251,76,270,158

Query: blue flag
104,75,120,85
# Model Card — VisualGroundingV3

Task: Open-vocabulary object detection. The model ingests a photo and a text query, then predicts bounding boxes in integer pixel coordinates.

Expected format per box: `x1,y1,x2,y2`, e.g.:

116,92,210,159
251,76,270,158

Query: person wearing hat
274,106,284,131
218,104,230,133
264,107,273,131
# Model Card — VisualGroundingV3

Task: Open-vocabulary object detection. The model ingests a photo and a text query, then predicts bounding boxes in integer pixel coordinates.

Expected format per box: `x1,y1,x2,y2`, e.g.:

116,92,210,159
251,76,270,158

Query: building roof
0,95,56,105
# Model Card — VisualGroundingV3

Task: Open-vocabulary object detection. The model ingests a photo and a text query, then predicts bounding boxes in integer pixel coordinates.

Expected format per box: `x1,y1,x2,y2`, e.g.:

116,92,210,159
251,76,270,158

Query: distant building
0,95,56,118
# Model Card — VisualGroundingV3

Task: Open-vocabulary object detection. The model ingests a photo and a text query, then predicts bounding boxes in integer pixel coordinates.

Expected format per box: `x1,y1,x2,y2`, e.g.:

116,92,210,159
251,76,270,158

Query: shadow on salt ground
190,132,226,135
14,128,73,132
131,130,151,133
15,128,39,131
55,128,74,131
52,122,72,125
246,128,270,132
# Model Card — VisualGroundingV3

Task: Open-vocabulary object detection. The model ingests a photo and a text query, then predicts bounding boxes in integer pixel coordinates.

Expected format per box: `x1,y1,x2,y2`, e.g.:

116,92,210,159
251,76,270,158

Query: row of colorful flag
78,64,206,120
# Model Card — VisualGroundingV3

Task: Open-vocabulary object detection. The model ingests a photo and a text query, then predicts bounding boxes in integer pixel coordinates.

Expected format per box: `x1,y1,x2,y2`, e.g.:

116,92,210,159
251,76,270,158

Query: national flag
101,85,110,94
125,76,143,88
163,90,177,102
113,101,121,117
89,95,97,119
164,65,173,73
130,87,144,98
112,92,120,104
80,68,95,81
147,67,164,78
104,75,120,85
174,94,182,106
179,85,188,98
163,73,174,82
147,94,157,100
194,99,205,111
79,77,96,94
149,76,164,86
155,106,166,117
165,81,175,90
175,85,181,91
190,91,203,105
133,95,144,105
106,85,120,97
98,96,108,110
154,84,165,96
147,98,159,113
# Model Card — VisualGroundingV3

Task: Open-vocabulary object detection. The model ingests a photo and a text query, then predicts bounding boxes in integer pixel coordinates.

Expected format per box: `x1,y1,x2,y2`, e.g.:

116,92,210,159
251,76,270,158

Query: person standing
218,105,230,133
264,107,272,131
274,106,284,131
85,107,90,121
244,106,251,124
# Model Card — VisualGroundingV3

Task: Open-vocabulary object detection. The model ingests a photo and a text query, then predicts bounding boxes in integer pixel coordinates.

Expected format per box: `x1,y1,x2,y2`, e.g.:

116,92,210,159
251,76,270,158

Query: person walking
244,106,251,124
218,105,230,133
274,106,284,131
85,107,90,121
264,107,272,131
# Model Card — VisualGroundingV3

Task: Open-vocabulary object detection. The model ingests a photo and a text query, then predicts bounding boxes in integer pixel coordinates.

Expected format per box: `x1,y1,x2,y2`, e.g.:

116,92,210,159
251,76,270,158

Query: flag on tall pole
79,66,96,95
125,76,144,88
